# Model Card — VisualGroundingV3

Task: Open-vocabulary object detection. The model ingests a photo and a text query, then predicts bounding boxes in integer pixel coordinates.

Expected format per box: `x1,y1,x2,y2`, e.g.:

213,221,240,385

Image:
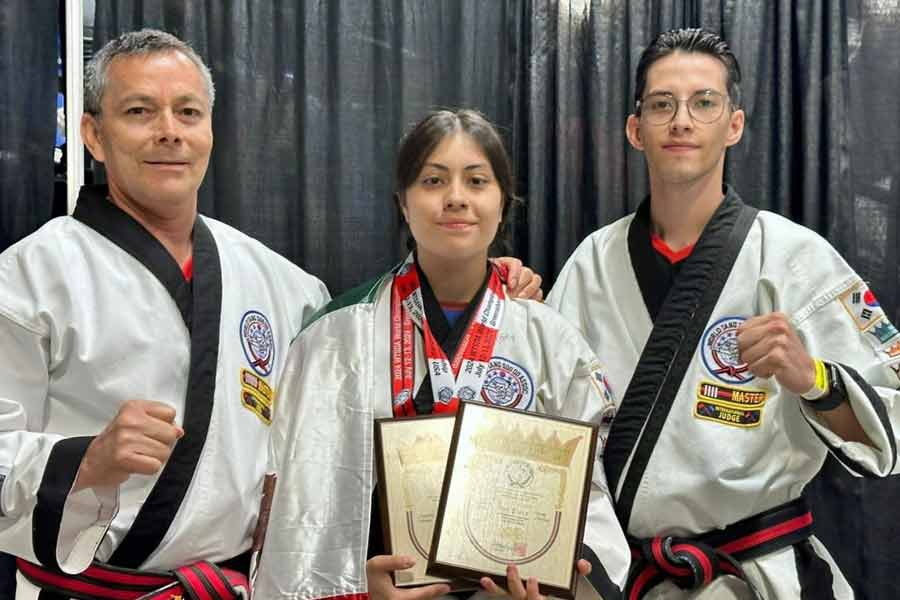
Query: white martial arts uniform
547,189,900,599
0,186,328,599
254,263,631,600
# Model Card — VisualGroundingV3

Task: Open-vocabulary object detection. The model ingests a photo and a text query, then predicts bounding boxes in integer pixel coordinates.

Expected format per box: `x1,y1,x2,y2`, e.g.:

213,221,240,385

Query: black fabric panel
580,543,622,600
109,217,222,568
795,540,836,600
367,489,385,559
0,2,57,251
33,436,94,571
73,186,193,329
627,199,685,323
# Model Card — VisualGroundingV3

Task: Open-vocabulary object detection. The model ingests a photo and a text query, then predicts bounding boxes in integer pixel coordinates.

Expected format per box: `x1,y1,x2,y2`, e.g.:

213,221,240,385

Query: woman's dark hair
634,28,742,110
393,109,519,253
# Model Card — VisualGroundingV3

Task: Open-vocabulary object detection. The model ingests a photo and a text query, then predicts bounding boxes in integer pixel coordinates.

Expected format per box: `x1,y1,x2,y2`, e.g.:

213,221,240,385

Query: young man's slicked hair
634,28,742,110
84,28,215,116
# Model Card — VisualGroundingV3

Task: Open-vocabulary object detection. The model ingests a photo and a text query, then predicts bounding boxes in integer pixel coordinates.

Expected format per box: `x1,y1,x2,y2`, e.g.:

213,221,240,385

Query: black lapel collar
73,185,225,568
628,198,667,322
417,262,490,356
604,186,757,529
73,185,193,330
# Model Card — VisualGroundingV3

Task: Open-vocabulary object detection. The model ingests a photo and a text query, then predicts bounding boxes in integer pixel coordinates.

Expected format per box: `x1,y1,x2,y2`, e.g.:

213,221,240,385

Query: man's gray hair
84,28,215,116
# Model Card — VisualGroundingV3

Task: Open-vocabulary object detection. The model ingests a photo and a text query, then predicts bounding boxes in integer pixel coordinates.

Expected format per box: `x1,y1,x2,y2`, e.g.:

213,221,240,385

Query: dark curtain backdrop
0,1,878,598
0,2,58,249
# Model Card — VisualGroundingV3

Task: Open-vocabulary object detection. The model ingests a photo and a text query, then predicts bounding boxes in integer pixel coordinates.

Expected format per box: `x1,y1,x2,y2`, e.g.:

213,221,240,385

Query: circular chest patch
480,357,534,410
701,316,752,384
240,310,275,377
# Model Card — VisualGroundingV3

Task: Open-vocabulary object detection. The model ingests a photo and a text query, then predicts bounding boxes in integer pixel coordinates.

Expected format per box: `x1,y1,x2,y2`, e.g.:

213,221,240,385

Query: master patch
697,380,767,409
694,381,765,428
838,282,886,332
240,368,274,425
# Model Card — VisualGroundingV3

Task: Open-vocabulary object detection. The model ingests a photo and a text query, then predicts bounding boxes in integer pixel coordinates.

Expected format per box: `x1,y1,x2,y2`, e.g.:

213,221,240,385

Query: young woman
253,110,629,600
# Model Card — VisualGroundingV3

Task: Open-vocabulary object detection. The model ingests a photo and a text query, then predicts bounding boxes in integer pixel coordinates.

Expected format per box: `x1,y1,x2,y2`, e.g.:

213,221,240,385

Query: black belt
626,497,814,600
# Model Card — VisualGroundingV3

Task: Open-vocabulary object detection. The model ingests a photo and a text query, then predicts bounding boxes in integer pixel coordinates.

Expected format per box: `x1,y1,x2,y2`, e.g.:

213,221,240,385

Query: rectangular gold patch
694,380,766,428
240,368,274,425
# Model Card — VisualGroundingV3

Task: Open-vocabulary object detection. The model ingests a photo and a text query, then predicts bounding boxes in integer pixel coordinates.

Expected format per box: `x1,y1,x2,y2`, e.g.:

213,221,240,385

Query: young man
547,28,900,599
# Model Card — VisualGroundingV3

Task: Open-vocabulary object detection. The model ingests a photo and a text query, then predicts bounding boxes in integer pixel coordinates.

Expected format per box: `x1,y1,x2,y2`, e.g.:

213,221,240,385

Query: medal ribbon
390,257,506,416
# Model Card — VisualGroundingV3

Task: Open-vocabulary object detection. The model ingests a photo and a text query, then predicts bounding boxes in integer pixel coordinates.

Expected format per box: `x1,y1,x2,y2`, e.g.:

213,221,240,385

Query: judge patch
694,380,766,428
701,317,753,384
240,310,275,377
695,402,762,428
480,357,534,410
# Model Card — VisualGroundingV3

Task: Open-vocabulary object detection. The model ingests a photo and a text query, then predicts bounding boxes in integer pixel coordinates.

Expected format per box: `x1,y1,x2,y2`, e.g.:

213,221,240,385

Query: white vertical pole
65,0,84,214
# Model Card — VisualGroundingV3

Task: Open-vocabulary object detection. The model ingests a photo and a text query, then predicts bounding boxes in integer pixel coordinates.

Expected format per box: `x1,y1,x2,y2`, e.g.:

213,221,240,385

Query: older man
0,29,329,599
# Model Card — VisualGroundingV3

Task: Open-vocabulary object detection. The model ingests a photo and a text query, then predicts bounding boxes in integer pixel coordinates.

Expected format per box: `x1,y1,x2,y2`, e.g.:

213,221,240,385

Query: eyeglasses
636,90,730,125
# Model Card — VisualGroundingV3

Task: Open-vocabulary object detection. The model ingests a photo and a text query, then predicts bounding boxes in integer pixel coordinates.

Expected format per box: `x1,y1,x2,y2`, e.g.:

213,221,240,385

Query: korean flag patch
838,282,886,333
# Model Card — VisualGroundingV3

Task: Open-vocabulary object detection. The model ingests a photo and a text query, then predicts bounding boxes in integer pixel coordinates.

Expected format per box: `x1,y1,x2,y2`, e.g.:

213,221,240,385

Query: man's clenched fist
74,399,184,491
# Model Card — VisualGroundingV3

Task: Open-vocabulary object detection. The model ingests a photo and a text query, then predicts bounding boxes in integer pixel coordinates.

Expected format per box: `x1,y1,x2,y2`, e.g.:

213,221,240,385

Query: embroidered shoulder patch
588,364,615,405
480,357,534,410
868,320,900,346
701,317,753,384
839,283,900,356
589,364,616,455
838,282,885,332
694,380,766,429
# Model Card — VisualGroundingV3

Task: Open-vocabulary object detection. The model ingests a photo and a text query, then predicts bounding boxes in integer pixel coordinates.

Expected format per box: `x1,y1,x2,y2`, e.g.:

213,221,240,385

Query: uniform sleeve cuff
799,364,897,477
33,436,117,573
57,484,118,574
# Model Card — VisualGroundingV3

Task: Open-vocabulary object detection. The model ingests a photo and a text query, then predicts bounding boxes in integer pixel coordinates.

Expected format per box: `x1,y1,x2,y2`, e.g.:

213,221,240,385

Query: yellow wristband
802,358,830,401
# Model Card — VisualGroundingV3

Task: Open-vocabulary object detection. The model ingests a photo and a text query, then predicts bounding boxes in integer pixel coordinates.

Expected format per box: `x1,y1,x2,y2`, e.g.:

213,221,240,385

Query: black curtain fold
0,2,58,250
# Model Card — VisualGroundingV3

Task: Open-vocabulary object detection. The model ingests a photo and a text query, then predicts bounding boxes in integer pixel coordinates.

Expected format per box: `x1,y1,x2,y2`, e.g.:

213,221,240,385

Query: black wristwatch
805,362,846,412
